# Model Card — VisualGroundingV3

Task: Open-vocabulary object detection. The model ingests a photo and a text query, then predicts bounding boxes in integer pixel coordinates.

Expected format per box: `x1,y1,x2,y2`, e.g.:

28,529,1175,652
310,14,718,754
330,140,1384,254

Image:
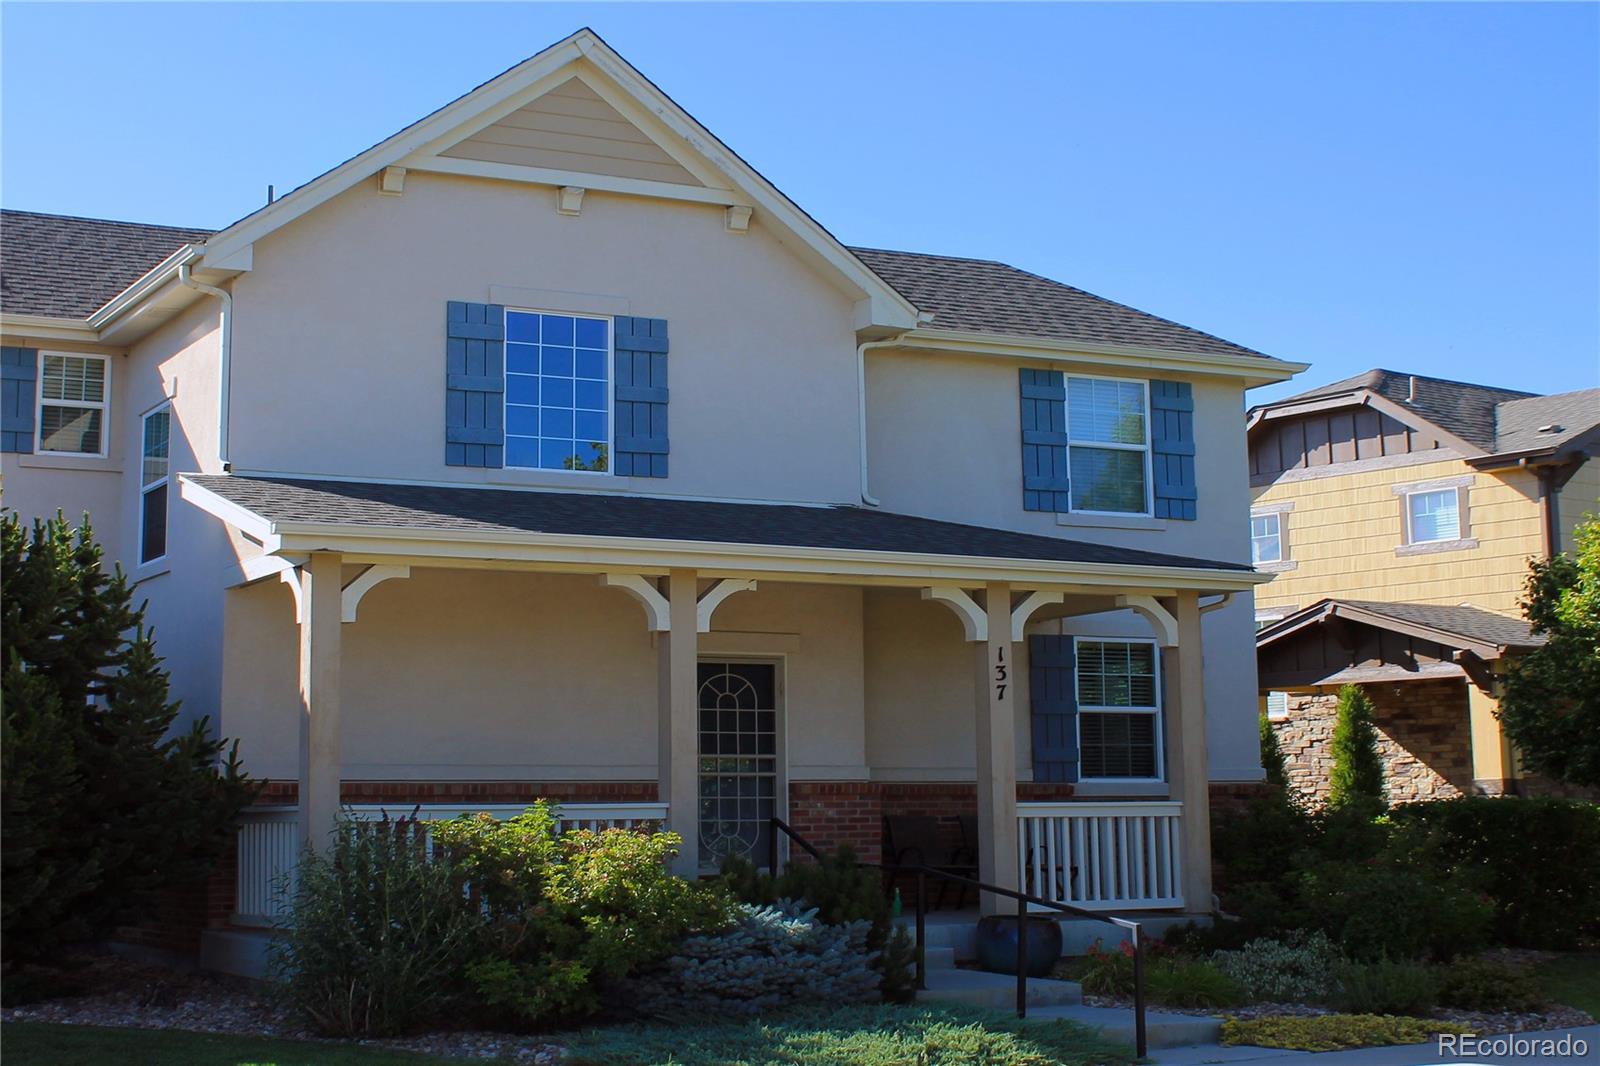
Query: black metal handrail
766,815,1148,1058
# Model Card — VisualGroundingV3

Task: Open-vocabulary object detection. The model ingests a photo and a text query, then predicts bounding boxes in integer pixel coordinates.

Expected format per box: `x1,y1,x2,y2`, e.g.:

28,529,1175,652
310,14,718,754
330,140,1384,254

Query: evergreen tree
1259,711,1289,790
1327,684,1385,811
1,511,256,978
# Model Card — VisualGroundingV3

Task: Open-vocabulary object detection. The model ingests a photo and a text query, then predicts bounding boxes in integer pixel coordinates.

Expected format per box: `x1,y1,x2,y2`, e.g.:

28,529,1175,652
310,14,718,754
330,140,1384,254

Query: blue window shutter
614,316,669,478
445,301,505,468
1151,379,1197,520
1020,369,1069,512
1029,634,1078,783
1,347,37,454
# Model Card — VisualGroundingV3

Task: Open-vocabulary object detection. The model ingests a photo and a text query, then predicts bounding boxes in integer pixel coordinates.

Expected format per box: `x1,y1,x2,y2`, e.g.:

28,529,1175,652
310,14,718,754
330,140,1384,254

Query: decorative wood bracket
600,573,670,631
341,565,411,623
558,186,586,216
725,205,752,233
1452,650,1500,695
922,586,987,642
696,579,757,633
1115,594,1179,647
379,166,407,196
1010,590,1065,642
281,568,305,625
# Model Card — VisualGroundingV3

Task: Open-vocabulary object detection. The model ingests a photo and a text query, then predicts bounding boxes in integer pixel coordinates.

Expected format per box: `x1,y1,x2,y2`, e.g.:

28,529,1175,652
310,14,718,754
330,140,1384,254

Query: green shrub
622,901,881,1017
1222,1014,1468,1052
1211,931,1343,1003
1077,939,1135,998
1147,958,1246,1009
1328,684,1386,812
269,815,485,1036
876,926,918,1005
1391,797,1600,948
1436,957,1547,1012
1332,959,1437,1016
1297,845,1493,962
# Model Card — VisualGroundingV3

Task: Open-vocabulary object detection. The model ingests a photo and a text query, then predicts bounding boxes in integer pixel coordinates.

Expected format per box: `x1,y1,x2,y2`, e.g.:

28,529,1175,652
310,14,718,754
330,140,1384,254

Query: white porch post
297,552,343,854
975,581,1019,913
1161,590,1213,915
658,569,700,876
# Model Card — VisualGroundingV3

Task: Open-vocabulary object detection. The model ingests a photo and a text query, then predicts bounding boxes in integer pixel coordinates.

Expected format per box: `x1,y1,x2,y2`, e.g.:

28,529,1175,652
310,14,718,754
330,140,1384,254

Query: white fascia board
404,156,750,208
86,244,205,330
0,314,103,344
894,328,1307,386
178,476,280,546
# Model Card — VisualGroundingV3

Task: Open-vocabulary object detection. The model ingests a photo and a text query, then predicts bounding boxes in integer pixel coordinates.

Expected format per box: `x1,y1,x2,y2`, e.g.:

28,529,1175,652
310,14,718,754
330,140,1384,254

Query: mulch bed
0,951,564,1063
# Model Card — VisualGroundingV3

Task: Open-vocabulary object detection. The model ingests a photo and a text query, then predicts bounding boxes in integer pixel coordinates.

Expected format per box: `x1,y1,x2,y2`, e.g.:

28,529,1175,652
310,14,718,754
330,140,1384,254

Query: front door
697,660,780,871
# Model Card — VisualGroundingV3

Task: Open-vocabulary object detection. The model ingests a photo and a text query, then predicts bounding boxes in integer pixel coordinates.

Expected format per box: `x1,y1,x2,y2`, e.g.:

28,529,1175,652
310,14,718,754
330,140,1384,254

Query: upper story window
140,405,171,564
1406,487,1460,543
37,353,109,456
504,310,610,473
1076,638,1162,780
1067,377,1149,515
1251,512,1282,564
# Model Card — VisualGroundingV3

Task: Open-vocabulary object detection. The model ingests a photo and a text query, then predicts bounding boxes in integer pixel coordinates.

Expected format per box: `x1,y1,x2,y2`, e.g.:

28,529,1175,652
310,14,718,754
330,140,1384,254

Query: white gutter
178,260,233,469
857,335,912,506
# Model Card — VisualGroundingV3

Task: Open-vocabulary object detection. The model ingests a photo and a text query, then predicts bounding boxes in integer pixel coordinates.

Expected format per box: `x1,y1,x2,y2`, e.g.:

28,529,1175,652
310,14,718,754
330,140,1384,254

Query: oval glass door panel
697,661,777,871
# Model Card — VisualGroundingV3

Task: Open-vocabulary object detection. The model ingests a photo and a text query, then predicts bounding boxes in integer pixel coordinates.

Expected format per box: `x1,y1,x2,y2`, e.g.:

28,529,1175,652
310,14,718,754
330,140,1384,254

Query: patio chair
883,815,978,910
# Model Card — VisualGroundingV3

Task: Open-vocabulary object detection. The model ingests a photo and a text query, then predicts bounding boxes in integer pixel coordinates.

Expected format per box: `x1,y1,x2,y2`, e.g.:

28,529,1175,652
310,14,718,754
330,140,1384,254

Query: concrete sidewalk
1149,1025,1599,1066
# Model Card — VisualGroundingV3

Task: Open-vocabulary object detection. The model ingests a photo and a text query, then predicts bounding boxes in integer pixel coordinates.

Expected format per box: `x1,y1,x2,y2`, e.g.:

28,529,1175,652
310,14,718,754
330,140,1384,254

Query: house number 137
994,645,1008,702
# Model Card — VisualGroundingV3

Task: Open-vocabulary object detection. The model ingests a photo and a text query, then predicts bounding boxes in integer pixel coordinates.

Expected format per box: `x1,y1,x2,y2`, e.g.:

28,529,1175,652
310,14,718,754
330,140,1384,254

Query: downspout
857,335,911,506
178,258,233,471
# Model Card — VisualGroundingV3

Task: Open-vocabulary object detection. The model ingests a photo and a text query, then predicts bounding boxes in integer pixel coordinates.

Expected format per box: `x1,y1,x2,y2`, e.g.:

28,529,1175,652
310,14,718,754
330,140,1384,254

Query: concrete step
1023,1004,1223,1050
917,969,1083,1010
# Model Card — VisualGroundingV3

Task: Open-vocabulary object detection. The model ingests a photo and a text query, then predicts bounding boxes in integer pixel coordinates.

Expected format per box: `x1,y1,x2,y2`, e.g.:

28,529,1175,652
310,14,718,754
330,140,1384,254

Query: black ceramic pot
974,914,1063,977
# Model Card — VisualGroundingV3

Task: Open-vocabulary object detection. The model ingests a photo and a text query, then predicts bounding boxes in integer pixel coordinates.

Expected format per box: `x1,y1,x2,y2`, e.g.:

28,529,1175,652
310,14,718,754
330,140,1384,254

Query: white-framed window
1265,691,1289,720
1075,637,1162,780
1406,487,1461,544
1067,376,1150,515
37,352,109,456
139,404,171,564
1251,512,1283,564
503,309,611,473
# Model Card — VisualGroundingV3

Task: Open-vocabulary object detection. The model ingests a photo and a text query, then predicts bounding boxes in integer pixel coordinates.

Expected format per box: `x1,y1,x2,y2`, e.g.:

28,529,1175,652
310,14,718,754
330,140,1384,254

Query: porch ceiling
181,474,1267,592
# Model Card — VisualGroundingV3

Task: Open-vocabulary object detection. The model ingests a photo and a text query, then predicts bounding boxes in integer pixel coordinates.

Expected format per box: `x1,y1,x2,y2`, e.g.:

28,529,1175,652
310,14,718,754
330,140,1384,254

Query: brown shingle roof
1265,368,1536,451
1257,597,1543,655
850,247,1269,359
0,210,214,318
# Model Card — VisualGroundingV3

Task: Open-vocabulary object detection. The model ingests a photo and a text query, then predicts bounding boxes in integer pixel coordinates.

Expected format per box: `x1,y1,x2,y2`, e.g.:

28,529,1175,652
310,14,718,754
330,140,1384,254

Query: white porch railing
233,801,670,927
1016,801,1184,911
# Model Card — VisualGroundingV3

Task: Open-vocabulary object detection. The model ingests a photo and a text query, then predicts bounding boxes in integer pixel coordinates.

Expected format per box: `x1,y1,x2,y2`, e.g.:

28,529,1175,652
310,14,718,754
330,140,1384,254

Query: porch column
1467,682,1515,795
975,581,1019,913
1161,591,1213,916
658,569,700,876
297,552,343,854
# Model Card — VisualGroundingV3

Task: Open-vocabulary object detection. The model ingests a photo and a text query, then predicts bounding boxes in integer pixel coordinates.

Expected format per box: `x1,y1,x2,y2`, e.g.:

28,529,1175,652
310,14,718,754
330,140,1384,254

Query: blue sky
3,3,1596,403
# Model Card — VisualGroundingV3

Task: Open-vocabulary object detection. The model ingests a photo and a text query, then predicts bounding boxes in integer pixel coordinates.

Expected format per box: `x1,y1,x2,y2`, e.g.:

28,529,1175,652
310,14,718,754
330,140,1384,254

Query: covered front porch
183,475,1265,936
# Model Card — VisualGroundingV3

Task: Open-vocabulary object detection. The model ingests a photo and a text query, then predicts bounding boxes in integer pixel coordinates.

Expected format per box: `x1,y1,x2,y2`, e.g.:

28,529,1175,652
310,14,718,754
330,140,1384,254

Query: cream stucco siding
226,173,864,505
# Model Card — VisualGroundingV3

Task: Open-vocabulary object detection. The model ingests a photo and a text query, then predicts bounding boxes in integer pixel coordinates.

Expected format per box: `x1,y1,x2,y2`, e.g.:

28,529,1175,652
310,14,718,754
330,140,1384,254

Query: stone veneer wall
1270,678,1474,806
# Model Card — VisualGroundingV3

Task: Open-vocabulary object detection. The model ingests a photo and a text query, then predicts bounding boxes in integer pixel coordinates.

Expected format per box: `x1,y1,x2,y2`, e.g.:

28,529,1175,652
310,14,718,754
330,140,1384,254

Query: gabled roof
1256,597,1542,659
0,210,211,318
1491,389,1600,456
851,248,1268,360
1258,368,1533,450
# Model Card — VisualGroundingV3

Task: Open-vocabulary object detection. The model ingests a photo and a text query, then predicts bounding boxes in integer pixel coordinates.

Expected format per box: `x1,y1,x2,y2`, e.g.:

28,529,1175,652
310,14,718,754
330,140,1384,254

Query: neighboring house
1249,369,1599,804
0,29,1301,972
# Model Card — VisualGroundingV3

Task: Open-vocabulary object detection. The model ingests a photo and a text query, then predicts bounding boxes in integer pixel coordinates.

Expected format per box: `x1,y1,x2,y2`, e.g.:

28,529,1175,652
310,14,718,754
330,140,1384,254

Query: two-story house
0,29,1302,974
1248,369,1599,804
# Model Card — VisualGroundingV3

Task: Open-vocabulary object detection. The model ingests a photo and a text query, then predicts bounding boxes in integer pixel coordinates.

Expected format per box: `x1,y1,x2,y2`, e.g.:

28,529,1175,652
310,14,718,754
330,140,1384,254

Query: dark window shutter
613,316,669,478
1151,379,1197,520
1,347,37,454
1020,369,1069,512
1029,634,1079,783
445,301,505,468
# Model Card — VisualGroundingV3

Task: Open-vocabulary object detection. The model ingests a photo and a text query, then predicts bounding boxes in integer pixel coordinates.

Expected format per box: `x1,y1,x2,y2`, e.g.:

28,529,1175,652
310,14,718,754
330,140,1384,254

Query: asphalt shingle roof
185,474,1251,573
1260,598,1543,653
1491,388,1600,455
0,210,214,318
1272,369,1536,451
851,247,1267,360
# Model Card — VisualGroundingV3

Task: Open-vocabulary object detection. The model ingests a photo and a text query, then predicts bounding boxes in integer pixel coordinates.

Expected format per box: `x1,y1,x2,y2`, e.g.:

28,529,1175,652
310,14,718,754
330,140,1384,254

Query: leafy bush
564,1003,1138,1066
429,803,734,1027
1297,846,1493,962
1328,685,1385,812
1211,931,1343,1003
269,815,485,1036
1146,958,1246,1009
1436,957,1547,1012
1077,939,1135,998
622,901,881,1017
1222,1014,1468,1052
1391,797,1600,949
1332,959,1437,1016
2,512,256,984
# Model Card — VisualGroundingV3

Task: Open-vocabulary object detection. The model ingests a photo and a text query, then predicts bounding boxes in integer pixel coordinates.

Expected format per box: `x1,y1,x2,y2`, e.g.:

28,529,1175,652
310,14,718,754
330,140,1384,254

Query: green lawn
0,1024,459,1066
1539,954,1600,1018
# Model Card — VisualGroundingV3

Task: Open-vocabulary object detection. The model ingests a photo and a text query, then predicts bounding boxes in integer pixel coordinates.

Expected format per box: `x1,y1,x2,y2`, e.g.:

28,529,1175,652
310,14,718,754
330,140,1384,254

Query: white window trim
139,402,172,566
35,351,110,458
1064,372,1153,518
1073,634,1164,783
1404,486,1462,545
502,307,615,477
1250,511,1283,565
